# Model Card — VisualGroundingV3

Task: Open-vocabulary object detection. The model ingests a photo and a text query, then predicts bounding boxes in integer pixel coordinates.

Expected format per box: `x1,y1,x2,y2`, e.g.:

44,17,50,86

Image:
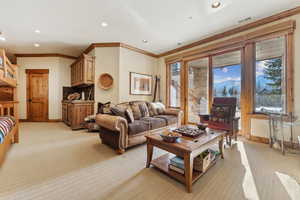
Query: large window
212,50,241,119
169,62,181,107
166,22,294,128
255,37,286,114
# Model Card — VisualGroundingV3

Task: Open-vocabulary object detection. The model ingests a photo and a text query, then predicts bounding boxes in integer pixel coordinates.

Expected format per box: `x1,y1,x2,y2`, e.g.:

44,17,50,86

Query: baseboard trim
250,135,269,144
20,119,62,122
249,135,300,149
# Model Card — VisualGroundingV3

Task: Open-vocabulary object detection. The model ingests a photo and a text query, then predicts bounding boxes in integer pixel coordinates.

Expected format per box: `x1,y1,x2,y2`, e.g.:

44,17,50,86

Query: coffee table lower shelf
151,153,219,185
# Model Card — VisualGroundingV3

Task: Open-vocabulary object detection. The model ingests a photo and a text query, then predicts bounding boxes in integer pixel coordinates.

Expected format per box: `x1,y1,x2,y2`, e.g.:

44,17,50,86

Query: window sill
248,113,269,120
248,113,291,121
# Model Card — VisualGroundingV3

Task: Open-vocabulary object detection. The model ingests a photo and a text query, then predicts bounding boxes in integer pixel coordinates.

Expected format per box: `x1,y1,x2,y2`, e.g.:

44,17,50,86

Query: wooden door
26,69,49,121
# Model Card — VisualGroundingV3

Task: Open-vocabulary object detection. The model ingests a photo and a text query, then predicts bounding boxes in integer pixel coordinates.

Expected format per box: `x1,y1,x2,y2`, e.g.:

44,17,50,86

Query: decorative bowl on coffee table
160,131,182,143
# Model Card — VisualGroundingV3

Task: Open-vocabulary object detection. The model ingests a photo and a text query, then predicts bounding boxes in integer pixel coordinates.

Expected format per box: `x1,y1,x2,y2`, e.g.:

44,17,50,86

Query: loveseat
96,101,183,154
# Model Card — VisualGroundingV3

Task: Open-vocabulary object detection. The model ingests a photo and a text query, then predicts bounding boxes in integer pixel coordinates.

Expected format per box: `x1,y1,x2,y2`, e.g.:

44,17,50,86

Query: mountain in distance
213,75,272,95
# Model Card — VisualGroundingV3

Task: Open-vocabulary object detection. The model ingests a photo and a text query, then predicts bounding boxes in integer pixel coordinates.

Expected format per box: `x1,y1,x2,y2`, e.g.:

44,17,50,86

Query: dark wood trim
250,135,300,149
25,69,49,74
208,56,213,110
82,43,159,58
120,43,159,58
47,119,62,122
249,135,269,144
286,33,294,113
15,53,77,60
20,119,62,122
165,20,295,62
241,43,255,139
159,6,300,57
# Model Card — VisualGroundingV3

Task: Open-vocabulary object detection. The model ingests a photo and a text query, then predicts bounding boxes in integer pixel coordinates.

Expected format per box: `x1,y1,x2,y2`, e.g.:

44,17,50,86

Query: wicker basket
193,150,212,172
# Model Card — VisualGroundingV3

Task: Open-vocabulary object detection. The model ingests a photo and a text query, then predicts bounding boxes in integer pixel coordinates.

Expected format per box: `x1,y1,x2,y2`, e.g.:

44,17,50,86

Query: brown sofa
96,101,183,154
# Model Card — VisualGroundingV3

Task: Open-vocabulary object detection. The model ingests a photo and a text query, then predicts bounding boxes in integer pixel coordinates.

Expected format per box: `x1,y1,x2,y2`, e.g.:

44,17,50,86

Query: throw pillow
125,109,135,123
139,102,150,117
130,102,142,120
97,102,112,114
110,106,128,121
147,102,158,116
155,102,166,114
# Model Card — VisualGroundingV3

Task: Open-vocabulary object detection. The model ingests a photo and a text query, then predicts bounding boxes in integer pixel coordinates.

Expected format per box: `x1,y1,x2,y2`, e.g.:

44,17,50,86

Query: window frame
252,34,293,116
165,20,295,131
166,61,183,109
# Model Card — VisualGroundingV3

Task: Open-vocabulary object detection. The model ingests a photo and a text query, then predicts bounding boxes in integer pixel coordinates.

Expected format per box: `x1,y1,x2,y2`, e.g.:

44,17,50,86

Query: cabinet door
62,103,67,123
79,60,84,84
85,57,95,84
67,104,73,125
70,65,75,86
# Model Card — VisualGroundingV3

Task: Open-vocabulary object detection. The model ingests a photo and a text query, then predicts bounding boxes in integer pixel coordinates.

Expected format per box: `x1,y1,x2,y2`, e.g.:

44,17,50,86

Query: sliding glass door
167,50,243,127
186,57,209,123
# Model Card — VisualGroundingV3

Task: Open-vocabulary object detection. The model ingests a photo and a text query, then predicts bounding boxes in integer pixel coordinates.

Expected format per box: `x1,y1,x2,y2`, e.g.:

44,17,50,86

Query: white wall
17,57,74,120
119,48,158,102
158,14,300,142
92,47,158,112
93,47,120,108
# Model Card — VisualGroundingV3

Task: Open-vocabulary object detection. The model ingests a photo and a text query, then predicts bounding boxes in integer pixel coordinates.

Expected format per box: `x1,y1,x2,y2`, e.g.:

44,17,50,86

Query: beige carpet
0,122,299,200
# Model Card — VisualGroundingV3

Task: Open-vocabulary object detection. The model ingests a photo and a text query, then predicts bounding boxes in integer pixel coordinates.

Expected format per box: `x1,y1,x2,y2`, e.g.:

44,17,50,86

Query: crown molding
15,53,77,60
82,42,159,58
158,6,300,58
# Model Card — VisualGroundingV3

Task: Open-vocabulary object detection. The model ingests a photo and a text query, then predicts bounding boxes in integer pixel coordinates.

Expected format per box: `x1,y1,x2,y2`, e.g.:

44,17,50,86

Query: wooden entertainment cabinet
62,100,94,130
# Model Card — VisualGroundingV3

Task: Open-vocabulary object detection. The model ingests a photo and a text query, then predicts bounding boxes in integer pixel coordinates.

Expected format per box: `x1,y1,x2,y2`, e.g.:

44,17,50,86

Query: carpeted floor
0,122,299,200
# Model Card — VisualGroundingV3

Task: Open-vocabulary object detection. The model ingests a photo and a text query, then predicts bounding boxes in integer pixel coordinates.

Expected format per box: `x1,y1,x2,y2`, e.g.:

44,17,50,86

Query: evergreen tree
263,58,282,95
222,86,228,97
228,87,234,96
256,80,262,94
233,88,238,96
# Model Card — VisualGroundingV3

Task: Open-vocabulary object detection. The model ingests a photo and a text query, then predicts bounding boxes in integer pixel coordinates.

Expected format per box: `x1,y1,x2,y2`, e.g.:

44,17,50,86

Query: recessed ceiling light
211,1,221,8
101,22,108,27
0,36,5,41
142,40,148,43
35,29,41,34
34,43,40,47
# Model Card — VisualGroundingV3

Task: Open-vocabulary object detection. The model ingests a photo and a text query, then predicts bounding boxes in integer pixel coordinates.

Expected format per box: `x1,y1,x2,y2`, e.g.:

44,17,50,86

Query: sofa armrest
96,114,128,153
163,109,183,126
96,114,128,132
164,108,182,116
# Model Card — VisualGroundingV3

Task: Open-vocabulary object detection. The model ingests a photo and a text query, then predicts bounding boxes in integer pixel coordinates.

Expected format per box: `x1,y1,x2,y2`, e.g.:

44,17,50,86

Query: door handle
28,99,32,102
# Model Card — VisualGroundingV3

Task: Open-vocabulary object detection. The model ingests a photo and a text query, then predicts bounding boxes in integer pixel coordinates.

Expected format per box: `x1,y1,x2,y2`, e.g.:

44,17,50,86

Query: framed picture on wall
130,72,152,95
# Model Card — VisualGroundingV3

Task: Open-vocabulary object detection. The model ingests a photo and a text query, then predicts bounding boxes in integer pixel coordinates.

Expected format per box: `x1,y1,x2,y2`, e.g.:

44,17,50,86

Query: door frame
26,69,49,122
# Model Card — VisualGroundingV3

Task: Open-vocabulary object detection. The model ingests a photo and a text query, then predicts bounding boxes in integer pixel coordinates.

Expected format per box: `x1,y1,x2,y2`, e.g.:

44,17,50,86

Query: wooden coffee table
145,129,225,193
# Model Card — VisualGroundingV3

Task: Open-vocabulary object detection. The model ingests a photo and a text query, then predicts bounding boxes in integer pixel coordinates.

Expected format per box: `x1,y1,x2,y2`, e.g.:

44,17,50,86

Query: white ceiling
0,0,299,57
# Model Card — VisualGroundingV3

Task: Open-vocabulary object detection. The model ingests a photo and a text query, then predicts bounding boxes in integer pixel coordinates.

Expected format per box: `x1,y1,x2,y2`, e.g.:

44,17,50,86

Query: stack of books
169,156,185,174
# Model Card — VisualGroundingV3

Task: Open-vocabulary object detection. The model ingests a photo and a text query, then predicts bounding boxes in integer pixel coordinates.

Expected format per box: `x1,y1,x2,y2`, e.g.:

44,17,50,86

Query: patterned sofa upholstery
96,101,183,154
